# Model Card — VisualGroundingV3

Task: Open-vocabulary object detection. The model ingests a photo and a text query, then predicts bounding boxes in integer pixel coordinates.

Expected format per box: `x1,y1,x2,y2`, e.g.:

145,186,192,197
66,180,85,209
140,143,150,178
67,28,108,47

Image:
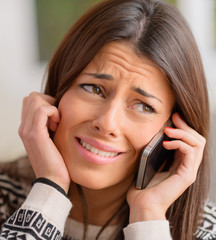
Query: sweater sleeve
123,220,172,240
0,180,72,240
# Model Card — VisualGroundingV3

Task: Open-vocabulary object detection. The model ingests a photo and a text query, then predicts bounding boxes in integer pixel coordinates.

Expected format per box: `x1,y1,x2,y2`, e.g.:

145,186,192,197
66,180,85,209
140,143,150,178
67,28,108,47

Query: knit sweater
0,158,215,240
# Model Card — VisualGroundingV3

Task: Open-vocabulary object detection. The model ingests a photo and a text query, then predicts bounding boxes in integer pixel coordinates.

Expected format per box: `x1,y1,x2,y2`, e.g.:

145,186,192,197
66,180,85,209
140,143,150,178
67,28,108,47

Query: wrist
34,173,70,194
129,205,166,223
32,177,70,197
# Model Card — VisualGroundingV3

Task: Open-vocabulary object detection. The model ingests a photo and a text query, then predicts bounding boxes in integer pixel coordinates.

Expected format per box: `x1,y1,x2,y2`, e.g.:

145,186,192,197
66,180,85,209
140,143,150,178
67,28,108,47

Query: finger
172,113,203,139
164,127,206,149
36,92,56,105
19,93,57,138
33,105,60,134
29,92,56,105
22,105,59,155
48,109,61,132
163,140,202,170
19,96,41,139
19,96,36,138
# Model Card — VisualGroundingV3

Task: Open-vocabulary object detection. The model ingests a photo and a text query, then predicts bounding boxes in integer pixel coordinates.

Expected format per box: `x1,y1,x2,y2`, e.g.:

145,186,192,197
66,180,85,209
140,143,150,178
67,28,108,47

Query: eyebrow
84,73,114,80
84,72,163,103
133,87,163,103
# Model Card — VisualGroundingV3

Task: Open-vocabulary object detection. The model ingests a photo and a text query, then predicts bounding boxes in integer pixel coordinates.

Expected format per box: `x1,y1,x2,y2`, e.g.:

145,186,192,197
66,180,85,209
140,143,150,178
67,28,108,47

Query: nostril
110,132,115,137
95,126,100,131
91,118,119,138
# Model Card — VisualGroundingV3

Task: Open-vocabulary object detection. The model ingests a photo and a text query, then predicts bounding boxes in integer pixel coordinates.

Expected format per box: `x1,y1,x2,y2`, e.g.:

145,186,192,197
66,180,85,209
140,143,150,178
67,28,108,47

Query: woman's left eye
129,102,155,113
80,84,104,97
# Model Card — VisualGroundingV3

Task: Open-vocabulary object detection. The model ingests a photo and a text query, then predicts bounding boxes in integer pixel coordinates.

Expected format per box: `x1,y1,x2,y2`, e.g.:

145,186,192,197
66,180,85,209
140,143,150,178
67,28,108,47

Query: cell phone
135,119,174,190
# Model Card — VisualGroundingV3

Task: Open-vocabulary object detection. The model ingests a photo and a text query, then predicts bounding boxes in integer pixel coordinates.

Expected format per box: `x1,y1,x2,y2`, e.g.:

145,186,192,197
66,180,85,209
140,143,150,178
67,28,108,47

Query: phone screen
135,119,174,190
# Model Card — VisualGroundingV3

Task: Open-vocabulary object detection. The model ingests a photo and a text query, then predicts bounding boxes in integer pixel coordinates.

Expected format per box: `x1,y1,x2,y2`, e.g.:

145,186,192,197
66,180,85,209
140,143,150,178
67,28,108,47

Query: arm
18,92,71,193
1,92,72,239
124,221,172,240
0,179,72,240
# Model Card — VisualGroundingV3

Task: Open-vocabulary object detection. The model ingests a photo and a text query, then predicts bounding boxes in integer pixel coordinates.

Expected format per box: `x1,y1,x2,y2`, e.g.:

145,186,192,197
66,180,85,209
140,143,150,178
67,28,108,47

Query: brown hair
45,0,210,239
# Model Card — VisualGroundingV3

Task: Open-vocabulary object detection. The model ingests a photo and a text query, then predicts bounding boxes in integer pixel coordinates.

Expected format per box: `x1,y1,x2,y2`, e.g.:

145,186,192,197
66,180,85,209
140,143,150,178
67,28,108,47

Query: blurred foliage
166,0,177,5
35,0,177,61
35,0,101,61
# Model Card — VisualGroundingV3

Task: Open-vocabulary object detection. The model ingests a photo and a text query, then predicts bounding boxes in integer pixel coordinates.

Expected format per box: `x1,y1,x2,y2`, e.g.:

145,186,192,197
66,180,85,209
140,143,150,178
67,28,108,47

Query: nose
91,100,122,138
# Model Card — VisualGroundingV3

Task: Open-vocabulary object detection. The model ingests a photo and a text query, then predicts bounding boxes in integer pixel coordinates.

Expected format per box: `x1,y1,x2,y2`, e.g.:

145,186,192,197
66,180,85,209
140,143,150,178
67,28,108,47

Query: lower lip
74,138,123,165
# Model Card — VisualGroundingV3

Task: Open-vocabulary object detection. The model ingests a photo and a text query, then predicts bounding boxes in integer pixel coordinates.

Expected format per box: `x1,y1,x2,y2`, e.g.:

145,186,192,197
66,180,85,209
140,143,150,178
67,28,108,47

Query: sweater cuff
22,181,72,234
123,220,172,240
32,177,69,198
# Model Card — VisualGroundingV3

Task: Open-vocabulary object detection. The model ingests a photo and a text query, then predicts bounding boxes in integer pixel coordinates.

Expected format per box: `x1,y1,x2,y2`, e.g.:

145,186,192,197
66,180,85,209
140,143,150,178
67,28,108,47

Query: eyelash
79,84,104,97
79,83,156,114
130,102,156,114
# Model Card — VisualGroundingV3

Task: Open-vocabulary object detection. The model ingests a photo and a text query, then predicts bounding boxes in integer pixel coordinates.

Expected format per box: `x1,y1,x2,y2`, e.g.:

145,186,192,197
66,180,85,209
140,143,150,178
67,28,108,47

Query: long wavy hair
44,0,210,239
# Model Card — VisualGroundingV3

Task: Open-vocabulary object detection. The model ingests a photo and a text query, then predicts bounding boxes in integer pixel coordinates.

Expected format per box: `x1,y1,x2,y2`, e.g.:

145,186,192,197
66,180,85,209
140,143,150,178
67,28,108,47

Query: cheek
127,116,171,170
53,97,81,148
58,96,91,129
127,121,160,152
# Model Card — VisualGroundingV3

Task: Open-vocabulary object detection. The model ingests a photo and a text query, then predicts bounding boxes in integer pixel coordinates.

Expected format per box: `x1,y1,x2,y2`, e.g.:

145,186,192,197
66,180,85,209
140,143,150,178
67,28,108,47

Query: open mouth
77,138,121,158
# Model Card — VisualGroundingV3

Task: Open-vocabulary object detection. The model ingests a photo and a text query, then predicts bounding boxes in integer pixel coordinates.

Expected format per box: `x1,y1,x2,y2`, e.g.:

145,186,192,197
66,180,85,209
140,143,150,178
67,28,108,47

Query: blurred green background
34,0,187,61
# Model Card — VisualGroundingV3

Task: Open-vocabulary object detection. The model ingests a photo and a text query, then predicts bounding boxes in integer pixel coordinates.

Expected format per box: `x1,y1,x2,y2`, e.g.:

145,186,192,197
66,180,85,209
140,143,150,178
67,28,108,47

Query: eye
80,84,104,97
128,102,155,114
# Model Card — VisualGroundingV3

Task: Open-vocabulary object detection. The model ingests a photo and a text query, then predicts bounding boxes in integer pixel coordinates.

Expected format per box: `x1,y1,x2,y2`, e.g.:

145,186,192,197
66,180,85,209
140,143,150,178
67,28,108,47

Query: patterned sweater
0,158,216,240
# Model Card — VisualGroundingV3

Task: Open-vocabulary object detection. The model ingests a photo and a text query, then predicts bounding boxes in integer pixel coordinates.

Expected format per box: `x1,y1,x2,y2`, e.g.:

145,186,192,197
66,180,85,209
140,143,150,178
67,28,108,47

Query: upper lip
77,136,124,153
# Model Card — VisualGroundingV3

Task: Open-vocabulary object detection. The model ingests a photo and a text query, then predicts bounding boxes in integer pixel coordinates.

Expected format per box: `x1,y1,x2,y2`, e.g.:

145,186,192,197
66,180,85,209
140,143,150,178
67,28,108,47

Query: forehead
84,41,171,89
84,41,166,82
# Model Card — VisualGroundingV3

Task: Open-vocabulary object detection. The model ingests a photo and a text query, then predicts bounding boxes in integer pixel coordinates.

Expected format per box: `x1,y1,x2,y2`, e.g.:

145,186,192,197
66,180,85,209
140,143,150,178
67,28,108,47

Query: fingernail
176,112,182,119
166,127,174,130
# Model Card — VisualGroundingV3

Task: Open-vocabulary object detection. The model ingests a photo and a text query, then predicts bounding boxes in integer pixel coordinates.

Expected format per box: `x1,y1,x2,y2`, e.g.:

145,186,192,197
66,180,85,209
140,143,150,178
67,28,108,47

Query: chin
71,175,110,190
69,168,124,190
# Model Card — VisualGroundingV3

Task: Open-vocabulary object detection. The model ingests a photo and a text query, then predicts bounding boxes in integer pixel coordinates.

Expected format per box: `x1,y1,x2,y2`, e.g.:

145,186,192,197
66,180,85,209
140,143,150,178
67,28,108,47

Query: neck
68,176,133,226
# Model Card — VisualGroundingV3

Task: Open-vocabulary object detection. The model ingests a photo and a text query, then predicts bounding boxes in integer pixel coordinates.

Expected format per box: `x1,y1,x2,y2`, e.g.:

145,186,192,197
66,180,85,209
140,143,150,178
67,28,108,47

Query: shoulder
0,157,34,226
195,200,216,240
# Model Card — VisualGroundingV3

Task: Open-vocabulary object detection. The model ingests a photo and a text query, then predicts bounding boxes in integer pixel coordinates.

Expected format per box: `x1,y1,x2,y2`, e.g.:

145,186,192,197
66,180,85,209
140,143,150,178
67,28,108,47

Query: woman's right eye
80,84,104,97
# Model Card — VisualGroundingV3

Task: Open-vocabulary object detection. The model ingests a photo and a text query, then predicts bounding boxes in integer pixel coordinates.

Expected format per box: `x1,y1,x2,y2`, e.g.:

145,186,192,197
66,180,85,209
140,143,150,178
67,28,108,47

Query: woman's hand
127,112,206,223
18,92,71,193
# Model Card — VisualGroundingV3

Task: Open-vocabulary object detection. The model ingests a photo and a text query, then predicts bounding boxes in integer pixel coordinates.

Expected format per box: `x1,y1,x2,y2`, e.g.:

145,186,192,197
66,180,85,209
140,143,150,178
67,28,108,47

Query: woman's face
54,41,175,189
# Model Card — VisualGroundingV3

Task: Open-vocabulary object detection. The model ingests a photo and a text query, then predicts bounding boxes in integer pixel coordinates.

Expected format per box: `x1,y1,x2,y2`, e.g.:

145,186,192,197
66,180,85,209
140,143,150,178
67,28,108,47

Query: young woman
0,0,215,239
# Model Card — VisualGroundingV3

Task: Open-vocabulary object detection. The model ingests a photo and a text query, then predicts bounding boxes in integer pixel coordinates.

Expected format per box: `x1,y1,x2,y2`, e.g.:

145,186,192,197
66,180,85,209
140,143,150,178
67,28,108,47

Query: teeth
105,152,110,157
97,150,104,156
80,140,118,157
91,146,99,154
86,144,91,151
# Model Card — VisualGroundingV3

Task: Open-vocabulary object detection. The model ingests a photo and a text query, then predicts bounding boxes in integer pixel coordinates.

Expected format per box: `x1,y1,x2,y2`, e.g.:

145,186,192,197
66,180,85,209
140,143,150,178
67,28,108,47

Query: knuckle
36,105,47,116
22,96,28,103
31,97,40,106
190,172,197,183
22,96,30,108
29,92,42,105
190,174,197,184
22,93,40,110
45,95,56,103
200,136,206,145
29,91,39,98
